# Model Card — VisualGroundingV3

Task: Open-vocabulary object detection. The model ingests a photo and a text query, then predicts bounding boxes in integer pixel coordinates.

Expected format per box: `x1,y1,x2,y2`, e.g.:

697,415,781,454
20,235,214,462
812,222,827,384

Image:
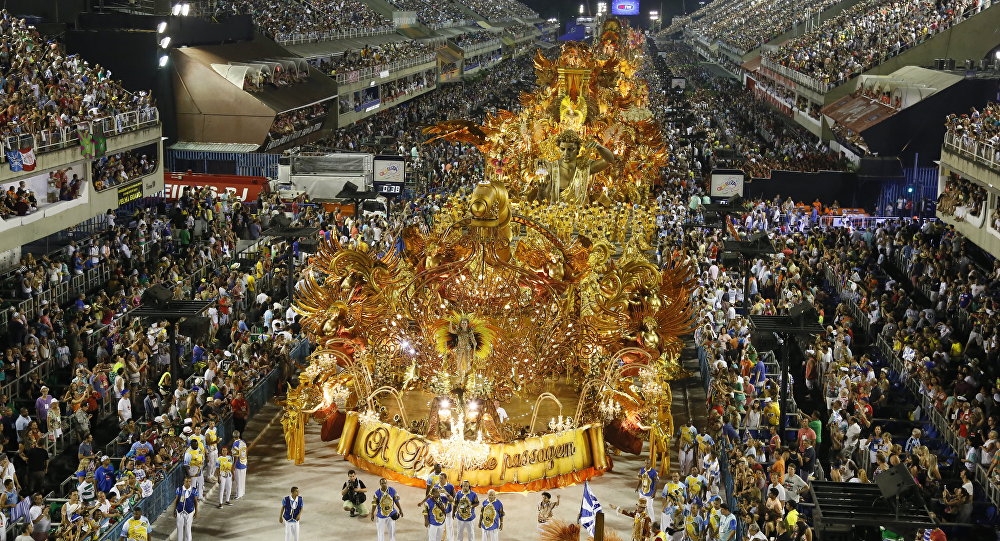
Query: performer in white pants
423,486,450,541
677,422,697,475
204,421,220,481
172,477,199,541
369,478,403,541
453,480,479,541
280,487,303,541
232,432,248,499
216,446,234,507
478,490,504,541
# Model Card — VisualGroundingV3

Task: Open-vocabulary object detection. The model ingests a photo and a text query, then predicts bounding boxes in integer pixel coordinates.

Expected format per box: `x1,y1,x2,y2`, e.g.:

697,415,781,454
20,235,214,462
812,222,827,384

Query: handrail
336,54,436,83
274,25,396,46
0,107,159,164
943,131,1000,173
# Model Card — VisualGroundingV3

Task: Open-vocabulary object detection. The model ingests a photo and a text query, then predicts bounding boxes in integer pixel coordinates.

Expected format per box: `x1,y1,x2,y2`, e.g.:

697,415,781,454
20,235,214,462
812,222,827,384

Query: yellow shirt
205,428,219,446
217,455,234,475
185,448,204,467
124,518,150,541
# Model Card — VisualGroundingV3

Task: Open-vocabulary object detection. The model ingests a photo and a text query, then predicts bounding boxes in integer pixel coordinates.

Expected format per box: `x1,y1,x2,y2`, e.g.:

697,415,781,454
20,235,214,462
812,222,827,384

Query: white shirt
118,397,133,421
495,406,508,424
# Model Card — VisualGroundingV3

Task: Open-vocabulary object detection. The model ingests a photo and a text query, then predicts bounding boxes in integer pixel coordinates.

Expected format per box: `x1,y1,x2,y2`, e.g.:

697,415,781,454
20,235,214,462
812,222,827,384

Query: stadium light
996,50,1000,60
159,55,169,67
650,10,659,19
172,4,182,15
157,21,167,33
159,36,171,49
579,4,585,14
181,3,190,16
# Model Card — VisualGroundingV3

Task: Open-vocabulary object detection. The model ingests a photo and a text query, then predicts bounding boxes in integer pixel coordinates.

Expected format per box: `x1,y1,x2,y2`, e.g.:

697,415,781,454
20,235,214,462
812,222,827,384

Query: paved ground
153,355,708,540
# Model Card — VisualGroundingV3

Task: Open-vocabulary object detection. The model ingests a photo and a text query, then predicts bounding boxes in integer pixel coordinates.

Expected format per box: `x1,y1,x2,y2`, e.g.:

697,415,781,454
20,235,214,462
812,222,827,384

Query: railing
460,38,502,55
0,107,159,164
428,19,475,30
0,239,157,332
274,25,396,46
944,131,1000,173
335,54,436,84
759,57,832,94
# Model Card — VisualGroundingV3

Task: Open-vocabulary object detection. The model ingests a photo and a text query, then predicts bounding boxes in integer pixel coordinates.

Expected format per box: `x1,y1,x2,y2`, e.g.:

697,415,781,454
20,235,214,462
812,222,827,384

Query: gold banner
337,412,608,491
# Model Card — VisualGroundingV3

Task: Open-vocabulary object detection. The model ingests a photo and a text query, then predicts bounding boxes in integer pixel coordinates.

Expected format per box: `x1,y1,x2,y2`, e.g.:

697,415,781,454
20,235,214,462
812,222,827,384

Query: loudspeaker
340,181,359,194
748,232,768,245
179,316,211,341
788,302,819,325
141,284,173,306
875,463,917,499
298,239,320,253
271,214,292,228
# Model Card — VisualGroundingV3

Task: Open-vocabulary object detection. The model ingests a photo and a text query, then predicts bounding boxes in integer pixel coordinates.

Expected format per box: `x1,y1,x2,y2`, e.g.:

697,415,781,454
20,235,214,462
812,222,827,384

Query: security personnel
232,431,248,500
369,477,402,541
120,507,151,541
452,480,478,541
172,476,199,541
183,439,205,500
204,420,220,481
216,445,234,508
478,490,504,541
280,486,303,541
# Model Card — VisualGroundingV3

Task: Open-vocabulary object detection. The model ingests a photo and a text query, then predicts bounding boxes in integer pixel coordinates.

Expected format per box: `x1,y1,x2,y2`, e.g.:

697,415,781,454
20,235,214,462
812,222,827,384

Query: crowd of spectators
318,42,434,76
0,181,42,219
91,149,157,192
452,30,500,49
692,0,845,54
946,103,1000,163
0,11,155,147
242,65,308,93
937,174,987,222
455,0,538,21
198,0,391,41
763,0,994,88
387,0,470,26
0,179,329,538
267,103,330,141
647,41,999,541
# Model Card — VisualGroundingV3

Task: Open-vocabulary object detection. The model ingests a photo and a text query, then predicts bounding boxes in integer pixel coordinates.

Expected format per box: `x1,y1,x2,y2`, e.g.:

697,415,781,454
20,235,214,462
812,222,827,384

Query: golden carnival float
281,20,696,493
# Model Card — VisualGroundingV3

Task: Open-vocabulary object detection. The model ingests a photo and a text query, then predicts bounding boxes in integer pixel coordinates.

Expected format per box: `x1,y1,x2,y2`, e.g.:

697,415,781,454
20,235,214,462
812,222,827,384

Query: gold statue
530,130,616,206
449,315,478,383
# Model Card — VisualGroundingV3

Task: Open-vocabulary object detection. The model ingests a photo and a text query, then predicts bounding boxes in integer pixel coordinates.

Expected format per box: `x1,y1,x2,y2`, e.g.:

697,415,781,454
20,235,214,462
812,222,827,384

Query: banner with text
337,413,607,491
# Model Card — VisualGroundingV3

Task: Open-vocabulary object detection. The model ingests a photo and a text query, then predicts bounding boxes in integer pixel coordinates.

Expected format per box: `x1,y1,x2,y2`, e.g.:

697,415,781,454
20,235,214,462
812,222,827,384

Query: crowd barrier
696,344,742,541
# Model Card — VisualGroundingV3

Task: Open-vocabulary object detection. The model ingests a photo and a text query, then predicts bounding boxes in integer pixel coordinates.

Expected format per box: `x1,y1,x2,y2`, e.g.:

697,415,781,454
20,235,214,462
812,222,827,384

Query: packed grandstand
0,1,996,541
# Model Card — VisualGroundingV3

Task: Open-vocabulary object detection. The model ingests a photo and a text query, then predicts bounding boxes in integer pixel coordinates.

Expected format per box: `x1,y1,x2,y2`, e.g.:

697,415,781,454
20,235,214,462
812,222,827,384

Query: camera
342,480,366,505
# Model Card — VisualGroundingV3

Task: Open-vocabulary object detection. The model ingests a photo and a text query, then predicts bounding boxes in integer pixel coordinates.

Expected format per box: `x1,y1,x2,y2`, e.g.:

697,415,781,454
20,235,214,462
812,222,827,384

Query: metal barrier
336,54,436,84
0,107,159,164
94,463,185,541
944,131,1000,173
274,25,395,46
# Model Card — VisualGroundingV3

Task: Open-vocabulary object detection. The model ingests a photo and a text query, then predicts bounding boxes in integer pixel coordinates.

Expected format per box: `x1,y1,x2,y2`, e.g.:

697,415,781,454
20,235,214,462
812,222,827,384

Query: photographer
341,469,368,517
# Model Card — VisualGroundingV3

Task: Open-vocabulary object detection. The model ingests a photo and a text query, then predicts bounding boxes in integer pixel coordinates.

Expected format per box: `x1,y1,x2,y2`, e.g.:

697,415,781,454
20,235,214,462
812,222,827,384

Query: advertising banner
162,172,269,201
117,181,143,206
337,413,608,492
612,1,640,15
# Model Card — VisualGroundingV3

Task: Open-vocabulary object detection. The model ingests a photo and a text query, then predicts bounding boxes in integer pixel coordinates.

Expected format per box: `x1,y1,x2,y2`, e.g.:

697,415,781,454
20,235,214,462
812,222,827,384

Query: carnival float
281,19,696,493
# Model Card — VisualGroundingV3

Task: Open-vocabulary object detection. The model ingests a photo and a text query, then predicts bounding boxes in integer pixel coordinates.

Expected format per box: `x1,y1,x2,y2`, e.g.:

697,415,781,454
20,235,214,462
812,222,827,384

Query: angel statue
434,313,495,387
450,315,477,381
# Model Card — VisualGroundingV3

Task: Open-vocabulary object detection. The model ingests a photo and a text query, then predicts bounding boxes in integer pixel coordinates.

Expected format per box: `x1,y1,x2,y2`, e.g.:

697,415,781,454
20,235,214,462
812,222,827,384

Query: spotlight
181,3,190,16
159,36,171,49
172,4,182,15
159,55,169,67
157,21,167,33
